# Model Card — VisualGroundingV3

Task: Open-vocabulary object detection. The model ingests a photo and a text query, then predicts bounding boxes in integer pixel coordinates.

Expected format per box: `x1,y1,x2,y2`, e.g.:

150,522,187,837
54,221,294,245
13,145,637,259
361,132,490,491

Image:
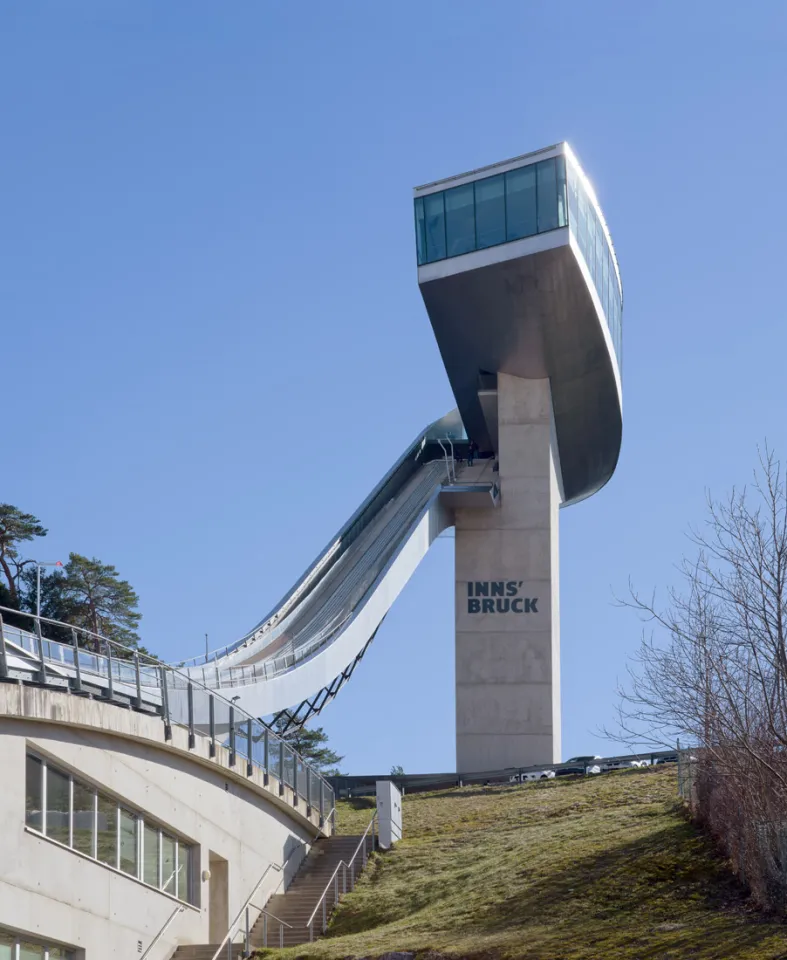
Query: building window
444,183,475,257
25,752,196,906
475,174,505,249
0,928,74,960
424,191,446,263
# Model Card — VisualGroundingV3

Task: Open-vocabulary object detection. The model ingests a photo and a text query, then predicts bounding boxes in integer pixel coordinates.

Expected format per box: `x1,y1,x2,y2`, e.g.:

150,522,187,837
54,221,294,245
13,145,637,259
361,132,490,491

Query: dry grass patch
256,767,787,959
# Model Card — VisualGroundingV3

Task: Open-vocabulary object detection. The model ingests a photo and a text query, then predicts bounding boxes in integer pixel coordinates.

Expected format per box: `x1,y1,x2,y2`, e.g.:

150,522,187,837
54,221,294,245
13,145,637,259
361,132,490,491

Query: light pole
33,560,63,622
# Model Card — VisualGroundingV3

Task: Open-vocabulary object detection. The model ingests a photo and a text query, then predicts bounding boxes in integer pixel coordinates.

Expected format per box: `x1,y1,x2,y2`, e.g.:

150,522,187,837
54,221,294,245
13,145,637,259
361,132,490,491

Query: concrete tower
415,143,623,772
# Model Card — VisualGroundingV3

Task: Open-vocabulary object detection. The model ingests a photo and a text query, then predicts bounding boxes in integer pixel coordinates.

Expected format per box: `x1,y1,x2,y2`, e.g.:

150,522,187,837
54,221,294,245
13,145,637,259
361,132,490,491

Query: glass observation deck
414,147,623,369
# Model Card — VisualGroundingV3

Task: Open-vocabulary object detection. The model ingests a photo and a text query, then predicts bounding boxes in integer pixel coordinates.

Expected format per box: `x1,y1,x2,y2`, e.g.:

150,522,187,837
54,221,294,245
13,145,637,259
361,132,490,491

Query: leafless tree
613,447,787,910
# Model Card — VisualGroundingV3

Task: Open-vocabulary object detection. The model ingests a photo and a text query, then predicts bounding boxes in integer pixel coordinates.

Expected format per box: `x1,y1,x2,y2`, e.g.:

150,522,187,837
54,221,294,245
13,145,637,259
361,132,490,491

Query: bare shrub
615,448,787,911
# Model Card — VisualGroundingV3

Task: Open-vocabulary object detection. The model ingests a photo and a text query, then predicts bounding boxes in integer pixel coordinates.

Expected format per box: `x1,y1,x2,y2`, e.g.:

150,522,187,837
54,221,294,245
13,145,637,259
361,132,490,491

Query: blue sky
2,2,786,772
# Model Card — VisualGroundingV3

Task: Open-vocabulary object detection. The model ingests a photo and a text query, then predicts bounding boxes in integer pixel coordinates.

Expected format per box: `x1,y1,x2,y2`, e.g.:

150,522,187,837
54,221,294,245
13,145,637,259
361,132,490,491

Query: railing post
134,651,142,709
246,719,253,777
278,741,285,795
35,617,47,684
342,862,346,895
322,896,327,933
293,756,298,806
319,779,324,827
244,906,250,955
309,920,313,943
71,629,82,693
263,728,269,785
187,682,195,749
0,610,7,680
306,767,312,816
263,912,267,947
229,707,236,766
209,694,216,758
104,641,114,700
160,666,172,740
279,921,283,949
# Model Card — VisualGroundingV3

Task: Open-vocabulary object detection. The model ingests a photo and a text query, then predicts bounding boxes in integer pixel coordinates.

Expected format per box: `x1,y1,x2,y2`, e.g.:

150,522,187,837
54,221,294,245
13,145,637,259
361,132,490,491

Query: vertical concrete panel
455,374,561,772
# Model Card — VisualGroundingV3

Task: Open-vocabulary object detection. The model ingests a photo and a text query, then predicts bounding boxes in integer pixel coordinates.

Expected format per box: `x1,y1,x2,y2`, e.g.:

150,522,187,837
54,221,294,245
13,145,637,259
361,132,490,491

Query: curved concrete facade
0,685,320,959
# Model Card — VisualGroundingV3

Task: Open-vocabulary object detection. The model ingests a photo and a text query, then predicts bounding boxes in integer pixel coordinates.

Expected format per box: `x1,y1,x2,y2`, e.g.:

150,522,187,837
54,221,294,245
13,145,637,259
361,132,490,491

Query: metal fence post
293,756,298,806
133,651,142,710
104,641,114,700
306,767,312,816
322,897,327,933
245,906,250,954
229,707,236,766
263,912,267,947
278,742,285,795
209,695,216,757
0,610,7,680
246,719,253,777
71,629,82,693
263,728,269,785
319,779,324,827
35,617,47,684
187,683,195,749
160,666,172,740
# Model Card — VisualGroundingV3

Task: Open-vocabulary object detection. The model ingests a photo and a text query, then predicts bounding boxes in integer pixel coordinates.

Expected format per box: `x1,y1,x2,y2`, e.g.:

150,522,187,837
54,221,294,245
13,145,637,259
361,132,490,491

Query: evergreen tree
276,721,345,774
43,553,142,648
0,505,47,606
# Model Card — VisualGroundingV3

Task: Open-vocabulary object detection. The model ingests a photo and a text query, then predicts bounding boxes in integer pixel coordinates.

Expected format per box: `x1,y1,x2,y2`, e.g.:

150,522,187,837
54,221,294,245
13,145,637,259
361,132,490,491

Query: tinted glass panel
72,780,95,856
414,197,426,266
424,192,446,262
475,175,505,249
19,945,44,960
536,158,558,233
162,834,177,895
556,154,568,228
96,794,117,867
144,824,160,887
119,808,138,876
505,165,537,240
177,841,191,903
46,765,70,845
0,933,14,960
444,184,475,257
26,754,43,831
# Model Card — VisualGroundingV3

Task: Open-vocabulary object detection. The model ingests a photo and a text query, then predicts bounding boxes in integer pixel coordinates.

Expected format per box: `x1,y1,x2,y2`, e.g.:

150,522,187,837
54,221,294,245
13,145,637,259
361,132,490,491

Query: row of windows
415,155,568,265
0,930,72,960
414,151,624,370
26,754,196,906
566,158,623,367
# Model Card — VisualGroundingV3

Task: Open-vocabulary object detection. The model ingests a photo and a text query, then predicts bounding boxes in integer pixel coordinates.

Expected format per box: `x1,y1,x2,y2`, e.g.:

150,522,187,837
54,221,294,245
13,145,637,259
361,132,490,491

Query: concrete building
0,643,333,959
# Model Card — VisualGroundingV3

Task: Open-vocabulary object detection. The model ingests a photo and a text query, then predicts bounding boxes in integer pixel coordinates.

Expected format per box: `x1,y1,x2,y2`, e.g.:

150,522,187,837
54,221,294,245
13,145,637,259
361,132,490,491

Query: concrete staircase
253,834,365,947
171,833,369,958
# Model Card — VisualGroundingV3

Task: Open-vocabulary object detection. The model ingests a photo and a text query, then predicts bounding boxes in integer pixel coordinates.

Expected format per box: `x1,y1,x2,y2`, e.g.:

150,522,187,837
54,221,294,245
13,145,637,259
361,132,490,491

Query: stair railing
139,903,185,959
209,833,314,960
306,811,378,942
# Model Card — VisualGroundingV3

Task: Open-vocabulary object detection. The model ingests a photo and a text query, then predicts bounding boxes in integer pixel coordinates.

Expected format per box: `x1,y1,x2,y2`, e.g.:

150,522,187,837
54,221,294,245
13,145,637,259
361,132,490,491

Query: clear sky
2,2,786,773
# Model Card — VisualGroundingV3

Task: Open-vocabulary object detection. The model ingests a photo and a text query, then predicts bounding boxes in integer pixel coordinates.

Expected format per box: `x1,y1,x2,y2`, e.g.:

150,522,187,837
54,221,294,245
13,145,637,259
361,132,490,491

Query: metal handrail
140,903,185,959
306,811,377,941
210,836,311,960
210,863,279,960
0,606,336,814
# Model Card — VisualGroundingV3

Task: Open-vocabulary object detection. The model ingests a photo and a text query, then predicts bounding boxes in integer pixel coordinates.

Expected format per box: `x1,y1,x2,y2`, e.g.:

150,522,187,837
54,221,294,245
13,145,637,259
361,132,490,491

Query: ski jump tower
170,142,623,775
414,143,623,771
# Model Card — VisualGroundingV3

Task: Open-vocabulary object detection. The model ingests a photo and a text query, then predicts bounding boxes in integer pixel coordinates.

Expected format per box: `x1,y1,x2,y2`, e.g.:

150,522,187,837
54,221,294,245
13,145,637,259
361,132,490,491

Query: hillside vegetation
259,767,787,960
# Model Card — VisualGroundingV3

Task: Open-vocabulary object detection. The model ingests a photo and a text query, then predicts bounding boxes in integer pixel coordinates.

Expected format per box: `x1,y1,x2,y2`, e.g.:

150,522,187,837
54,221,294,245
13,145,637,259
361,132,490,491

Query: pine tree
0,505,47,606
276,721,345,774
53,553,141,648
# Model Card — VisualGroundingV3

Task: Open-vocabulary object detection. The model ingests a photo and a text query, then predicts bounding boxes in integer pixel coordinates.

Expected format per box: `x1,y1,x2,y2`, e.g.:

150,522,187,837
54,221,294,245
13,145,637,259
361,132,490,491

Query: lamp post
33,560,63,622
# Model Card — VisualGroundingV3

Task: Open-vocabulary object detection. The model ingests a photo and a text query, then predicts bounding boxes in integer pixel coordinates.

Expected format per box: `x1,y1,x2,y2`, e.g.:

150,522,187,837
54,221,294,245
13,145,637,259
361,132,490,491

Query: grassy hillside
258,767,787,959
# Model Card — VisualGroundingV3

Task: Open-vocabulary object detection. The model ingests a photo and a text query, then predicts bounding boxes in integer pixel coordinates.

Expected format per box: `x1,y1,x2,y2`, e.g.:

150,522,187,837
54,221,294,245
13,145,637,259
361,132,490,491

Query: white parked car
600,758,648,771
509,769,556,783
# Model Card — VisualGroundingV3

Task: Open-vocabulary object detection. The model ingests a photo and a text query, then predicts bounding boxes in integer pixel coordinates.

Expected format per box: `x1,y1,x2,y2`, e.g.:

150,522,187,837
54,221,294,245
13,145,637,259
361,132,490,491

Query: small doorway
208,852,229,944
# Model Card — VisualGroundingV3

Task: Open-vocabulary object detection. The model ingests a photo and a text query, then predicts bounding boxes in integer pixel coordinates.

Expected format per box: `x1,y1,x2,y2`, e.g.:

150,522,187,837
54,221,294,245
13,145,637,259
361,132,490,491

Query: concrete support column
455,374,561,772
